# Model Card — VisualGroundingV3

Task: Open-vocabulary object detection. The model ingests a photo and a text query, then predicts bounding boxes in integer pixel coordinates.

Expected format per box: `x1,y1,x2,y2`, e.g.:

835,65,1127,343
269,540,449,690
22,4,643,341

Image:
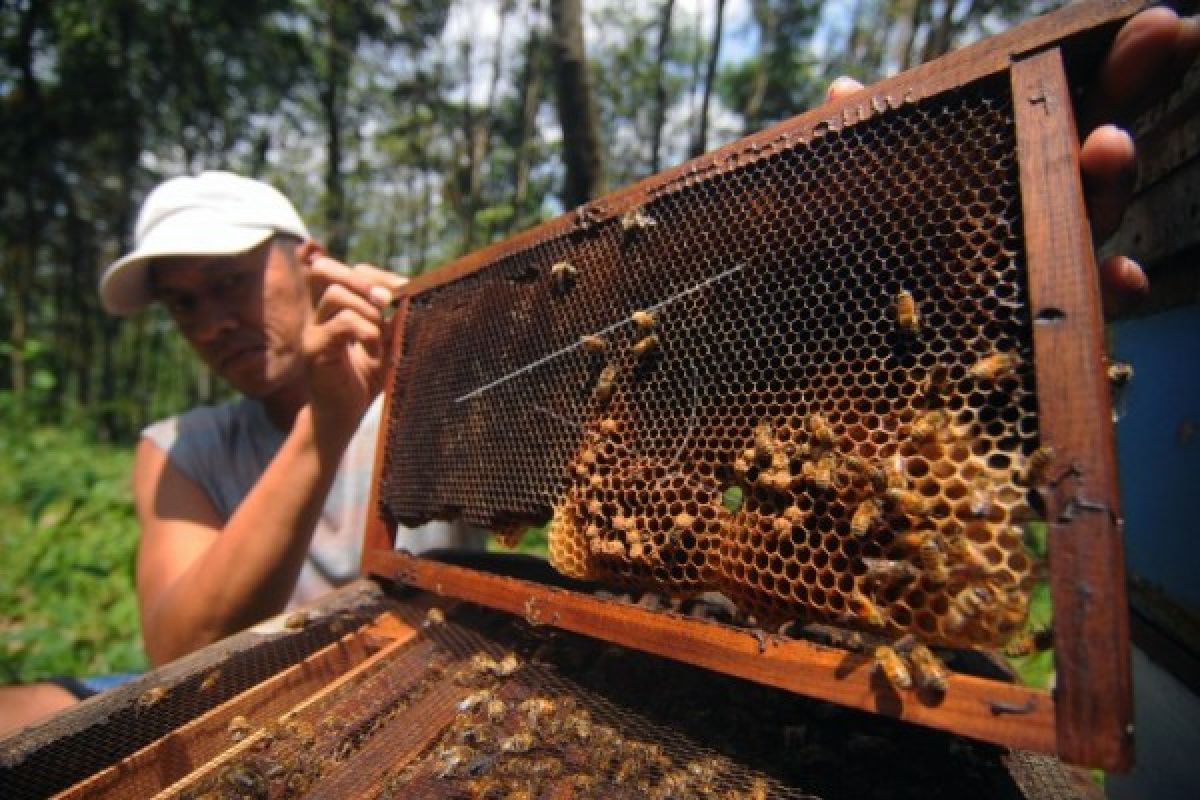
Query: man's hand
825,8,1198,316
302,256,408,451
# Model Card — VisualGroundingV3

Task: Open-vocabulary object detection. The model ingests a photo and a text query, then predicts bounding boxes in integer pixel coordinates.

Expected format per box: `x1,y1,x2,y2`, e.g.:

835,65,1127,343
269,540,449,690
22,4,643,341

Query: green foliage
486,522,550,557
0,410,145,683
1005,580,1054,689
722,485,744,513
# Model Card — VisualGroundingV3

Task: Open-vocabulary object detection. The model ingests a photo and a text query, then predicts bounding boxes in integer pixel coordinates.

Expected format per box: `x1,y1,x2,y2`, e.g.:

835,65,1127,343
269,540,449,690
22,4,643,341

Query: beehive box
365,0,1145,772
0,580,1102,800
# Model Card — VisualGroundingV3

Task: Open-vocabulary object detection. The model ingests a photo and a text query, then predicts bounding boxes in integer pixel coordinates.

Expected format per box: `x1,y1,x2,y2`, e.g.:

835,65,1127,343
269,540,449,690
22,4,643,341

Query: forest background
0,0,1052,683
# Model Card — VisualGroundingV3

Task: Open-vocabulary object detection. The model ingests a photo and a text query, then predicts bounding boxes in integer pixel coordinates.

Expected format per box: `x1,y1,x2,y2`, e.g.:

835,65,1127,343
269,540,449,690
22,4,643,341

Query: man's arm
133,405,344,665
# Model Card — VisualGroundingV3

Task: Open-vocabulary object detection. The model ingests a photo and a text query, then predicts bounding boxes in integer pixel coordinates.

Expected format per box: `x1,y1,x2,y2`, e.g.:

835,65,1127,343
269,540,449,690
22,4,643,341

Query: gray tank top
142,396,487,608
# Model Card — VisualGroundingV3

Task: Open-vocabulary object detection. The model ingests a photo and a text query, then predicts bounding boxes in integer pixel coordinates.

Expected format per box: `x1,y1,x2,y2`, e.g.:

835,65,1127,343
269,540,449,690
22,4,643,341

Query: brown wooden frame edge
1013,48,1133,771
364,549,1055,754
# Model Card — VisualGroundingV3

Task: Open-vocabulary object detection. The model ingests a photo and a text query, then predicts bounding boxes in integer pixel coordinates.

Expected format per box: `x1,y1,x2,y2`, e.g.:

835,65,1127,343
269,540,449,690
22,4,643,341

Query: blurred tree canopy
0,0,1054,441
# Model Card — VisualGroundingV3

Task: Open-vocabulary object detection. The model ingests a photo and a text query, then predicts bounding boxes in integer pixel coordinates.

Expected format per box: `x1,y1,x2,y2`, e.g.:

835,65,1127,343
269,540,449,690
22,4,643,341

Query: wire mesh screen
382,74,1044,654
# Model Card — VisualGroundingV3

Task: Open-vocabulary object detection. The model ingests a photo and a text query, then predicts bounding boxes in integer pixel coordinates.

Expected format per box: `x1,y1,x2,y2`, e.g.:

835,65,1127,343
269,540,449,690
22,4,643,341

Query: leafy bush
0,407,146,683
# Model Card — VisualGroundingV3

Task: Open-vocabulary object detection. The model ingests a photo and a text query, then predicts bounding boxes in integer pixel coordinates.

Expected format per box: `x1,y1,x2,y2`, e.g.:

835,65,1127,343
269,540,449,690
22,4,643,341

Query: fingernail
369,286,393,308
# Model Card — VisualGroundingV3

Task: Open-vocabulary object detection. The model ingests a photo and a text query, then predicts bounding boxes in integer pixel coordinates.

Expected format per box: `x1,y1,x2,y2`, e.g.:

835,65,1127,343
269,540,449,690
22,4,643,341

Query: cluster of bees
542,266,1061,697
410,646,774,800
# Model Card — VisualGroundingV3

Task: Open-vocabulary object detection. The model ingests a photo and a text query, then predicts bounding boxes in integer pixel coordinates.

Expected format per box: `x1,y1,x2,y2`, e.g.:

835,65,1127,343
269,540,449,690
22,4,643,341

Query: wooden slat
1013,48,1133,771
303,677,467,800
150,616,425,800
54,613,415,800
361,294,412,558
364,549,1056,754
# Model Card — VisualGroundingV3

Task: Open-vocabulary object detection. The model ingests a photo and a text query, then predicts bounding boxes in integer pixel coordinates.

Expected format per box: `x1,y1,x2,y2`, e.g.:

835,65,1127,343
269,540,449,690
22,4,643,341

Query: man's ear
295,239,325,271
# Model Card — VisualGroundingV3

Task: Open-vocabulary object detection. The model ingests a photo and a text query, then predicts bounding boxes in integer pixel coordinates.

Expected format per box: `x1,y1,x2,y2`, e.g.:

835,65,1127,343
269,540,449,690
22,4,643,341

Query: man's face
150,238,312,399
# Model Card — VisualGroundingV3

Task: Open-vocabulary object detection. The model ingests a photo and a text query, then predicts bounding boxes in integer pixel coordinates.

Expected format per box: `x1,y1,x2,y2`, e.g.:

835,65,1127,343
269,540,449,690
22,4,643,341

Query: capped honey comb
382,75,1044,649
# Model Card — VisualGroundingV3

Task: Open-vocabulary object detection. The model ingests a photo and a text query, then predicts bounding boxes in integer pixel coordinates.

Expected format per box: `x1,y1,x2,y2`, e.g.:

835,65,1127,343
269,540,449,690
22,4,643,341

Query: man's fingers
314,283,384,327
826,76,864,104
352,263,410,294
308,256,406,307
1080,124,1136,242
305,309,383,360
1098,254,1149,317
1082,8,1200,130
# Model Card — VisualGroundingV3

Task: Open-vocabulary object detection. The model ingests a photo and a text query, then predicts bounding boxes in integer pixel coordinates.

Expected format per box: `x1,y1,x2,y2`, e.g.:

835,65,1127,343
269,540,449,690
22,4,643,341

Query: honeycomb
382,74,1045,648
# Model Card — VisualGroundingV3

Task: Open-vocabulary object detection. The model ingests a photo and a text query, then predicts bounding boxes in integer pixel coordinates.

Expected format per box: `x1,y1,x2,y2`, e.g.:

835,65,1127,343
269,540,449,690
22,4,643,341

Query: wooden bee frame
362,0,1151,772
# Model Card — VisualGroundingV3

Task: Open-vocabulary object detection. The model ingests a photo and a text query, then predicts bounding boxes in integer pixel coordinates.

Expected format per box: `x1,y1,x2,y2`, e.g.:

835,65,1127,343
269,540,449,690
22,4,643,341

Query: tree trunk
511,21,545,232
321,0,348,257
901,0,930,70
688,0,726,159
549,0,604,206
741,0,775,134
649,0,676,173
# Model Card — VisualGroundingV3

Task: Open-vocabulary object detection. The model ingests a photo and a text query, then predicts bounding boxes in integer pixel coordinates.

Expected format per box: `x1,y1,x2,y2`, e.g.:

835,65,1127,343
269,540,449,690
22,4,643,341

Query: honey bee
434,745,473,779
602,539,627,557
908,644,948,692
673,511,695,532
283,718,315,745
493,652,520,677
946,585,994,634
895,289,919,334
458,688,494,713
910,409,949,444
598,417,620,435
1108,360,1134,387
470,653,499,674
806,412,836,448
500,732,535,754
566,709,593,741
227,714,253,741
851,497,883,537
485,697,508,722
283,610,310,630
631,309,657,331
994,585,1029,629
580,334,607,353
885,487,932,516
945,536,990,578
915,534,948,586
873,645,913,689
137,686,169,709
519,696,557,723
968,350,1020,383
749,777,770,800
1023,444,1056,486
199,669,222,692
595,364,618,406
1003,625,1053,657
632,334,660,358
753,421,775,462
920,364,949,405
804,451,839,491
424,607,446,627
862,557,919,589
848,588,887,628
621,207,658,232
551,260,578,291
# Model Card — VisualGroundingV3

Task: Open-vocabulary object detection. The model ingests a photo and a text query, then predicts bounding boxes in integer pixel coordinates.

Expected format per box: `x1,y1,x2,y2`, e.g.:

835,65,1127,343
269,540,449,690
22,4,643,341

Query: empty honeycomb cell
384,76,1044,650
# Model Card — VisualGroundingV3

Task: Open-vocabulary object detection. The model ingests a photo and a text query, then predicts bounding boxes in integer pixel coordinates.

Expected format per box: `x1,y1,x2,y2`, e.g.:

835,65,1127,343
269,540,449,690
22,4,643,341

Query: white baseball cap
99,171,310,315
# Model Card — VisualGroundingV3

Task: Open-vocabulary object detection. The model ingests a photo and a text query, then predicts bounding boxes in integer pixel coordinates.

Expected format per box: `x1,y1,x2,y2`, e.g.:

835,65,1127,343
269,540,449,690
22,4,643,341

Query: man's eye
216,272,246,292
164,296,195,315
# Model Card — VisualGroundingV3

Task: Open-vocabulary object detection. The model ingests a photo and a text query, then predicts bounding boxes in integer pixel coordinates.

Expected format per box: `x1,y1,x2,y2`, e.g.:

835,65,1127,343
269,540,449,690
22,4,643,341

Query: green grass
0,417,146,683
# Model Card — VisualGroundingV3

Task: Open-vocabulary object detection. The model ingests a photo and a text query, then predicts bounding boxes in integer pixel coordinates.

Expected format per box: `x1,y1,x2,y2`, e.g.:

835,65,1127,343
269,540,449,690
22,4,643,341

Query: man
96,171,487,667
0,6,1194,738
